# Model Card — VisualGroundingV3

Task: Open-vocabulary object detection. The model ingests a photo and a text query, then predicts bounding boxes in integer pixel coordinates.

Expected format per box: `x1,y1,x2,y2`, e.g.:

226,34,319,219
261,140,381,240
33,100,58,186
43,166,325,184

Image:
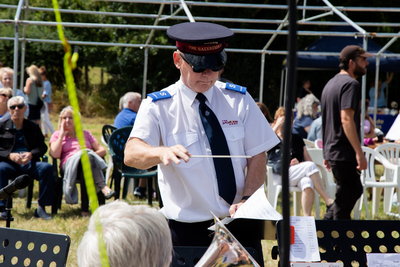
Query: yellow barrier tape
51,1,110,266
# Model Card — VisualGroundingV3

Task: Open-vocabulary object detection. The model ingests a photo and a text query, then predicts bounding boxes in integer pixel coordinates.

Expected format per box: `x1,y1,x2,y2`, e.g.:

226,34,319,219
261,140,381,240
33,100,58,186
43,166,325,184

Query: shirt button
231,135,235,139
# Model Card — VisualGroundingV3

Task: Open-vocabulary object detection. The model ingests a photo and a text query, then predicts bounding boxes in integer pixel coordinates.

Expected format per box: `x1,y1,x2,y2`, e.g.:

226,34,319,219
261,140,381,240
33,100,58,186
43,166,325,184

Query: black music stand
0,226,70,266
273,219,400,266
4,195,14,228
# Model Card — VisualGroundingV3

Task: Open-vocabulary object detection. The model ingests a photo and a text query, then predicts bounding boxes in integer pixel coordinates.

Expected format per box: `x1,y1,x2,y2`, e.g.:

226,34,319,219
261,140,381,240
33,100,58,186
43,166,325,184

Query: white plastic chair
266,165,320,219
306,148,336,199
355,146,400,219
374,143,400,214
303,139,316,148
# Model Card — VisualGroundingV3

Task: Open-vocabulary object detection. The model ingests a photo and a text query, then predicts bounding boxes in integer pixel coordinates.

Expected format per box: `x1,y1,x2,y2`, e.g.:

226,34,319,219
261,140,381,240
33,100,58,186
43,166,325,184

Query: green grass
5,113,399,267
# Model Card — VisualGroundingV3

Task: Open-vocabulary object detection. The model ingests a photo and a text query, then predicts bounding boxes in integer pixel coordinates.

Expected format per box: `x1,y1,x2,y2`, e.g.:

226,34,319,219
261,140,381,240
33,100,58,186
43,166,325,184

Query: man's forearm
243,152,266,197
342,119,363,155
124,138,162,169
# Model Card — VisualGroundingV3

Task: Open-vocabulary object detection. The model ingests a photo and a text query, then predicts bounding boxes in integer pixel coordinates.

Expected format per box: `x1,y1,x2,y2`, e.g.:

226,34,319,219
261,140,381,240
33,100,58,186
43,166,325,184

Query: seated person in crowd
114,92,149,198
0,67,30,118
77,201,172,267
307,116,322,142
270,106,285,134
256,102,273,123
292,94,320,139
49,106,115,217
0,87,12,123
0,96,54,219
267,107,334,216
113,92,141,128
363,99,376,146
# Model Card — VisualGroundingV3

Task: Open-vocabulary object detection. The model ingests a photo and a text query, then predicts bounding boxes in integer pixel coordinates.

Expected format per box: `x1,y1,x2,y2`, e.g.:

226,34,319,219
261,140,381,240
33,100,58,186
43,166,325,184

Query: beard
353,63,366,77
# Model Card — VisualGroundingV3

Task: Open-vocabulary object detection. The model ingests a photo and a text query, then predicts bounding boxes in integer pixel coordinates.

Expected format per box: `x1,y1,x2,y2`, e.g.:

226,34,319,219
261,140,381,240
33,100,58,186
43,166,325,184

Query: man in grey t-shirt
321,45,372,220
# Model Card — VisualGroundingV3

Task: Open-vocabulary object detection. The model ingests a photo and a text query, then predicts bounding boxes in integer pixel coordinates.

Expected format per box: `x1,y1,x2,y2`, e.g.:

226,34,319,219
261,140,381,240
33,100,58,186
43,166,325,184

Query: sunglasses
0,94,10,98
9,104,25,110
179,54,223,73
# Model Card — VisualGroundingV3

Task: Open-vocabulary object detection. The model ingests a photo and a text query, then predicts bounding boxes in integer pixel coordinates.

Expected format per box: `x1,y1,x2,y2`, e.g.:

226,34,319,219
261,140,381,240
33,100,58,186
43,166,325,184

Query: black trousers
326,160,363,220
168,219,265,267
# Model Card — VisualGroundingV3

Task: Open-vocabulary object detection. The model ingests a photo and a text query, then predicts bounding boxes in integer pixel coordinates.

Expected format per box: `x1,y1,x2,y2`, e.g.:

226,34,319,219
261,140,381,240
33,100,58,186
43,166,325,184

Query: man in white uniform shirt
124,22,279,266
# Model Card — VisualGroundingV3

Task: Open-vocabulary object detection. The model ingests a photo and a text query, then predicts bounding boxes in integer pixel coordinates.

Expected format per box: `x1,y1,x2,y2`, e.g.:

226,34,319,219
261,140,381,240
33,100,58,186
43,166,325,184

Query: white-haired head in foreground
77,201,172,267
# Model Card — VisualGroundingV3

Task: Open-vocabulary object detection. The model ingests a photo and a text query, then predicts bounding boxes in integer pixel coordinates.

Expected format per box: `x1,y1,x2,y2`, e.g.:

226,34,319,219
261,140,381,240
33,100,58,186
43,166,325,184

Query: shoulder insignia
147,91,172,102
225,82,246,94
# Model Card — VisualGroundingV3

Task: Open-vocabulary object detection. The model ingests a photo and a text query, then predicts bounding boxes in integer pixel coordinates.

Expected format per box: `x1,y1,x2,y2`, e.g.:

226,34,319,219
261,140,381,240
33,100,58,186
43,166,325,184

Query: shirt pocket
223,126,245,142
167,132,202,169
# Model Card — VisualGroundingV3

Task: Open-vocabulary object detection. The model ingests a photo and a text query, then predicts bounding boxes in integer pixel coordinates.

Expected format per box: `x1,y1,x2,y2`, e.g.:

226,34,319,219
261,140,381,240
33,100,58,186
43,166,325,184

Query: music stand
4,195,14,228
0,226,71,266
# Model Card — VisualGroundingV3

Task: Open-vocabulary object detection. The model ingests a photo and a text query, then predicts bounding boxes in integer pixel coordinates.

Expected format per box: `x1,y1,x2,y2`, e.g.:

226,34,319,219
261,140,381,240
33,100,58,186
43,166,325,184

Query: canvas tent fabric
285,25,400,72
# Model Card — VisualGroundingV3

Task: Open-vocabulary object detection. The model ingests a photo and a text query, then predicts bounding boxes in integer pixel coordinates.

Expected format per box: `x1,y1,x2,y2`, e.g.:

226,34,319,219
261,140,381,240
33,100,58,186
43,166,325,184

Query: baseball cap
340,45,374,62
167,22,234,71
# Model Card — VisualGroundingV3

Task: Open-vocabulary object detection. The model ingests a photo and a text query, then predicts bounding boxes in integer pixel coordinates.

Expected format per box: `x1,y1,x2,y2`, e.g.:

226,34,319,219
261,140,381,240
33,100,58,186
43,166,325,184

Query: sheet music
367,253,400,267
233,186,283,220
208,186,282,231
289,216,320,262
385,114,400,140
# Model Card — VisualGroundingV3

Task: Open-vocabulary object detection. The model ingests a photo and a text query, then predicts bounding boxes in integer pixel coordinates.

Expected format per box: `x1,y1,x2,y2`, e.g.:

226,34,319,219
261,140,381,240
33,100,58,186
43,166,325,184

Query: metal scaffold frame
1,0,400,110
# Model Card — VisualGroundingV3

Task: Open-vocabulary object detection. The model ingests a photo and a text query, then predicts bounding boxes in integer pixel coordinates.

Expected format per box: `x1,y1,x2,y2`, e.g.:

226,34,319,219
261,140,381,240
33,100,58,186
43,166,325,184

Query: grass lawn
4,113,399,267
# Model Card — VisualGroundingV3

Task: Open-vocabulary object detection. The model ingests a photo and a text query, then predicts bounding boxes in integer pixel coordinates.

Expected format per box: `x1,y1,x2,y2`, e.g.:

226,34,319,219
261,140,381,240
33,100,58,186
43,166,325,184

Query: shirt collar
179,78,214,106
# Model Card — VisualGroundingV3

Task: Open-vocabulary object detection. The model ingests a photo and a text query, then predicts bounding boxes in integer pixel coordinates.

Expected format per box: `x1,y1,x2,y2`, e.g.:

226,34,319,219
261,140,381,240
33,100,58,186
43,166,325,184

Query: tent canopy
287,26,400,72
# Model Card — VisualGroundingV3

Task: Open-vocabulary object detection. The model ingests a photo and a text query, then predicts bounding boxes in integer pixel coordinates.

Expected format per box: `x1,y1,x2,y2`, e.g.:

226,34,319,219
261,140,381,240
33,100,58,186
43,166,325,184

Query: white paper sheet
208,185,282,231
384,114,400,141
289,216,321,262
367,253,400,267
232,186,283,220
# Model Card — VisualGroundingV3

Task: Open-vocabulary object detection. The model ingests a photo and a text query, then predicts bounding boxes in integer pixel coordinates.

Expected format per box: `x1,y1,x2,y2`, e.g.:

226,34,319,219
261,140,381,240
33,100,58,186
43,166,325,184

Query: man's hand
356,151,367,171
20,152,32,164
159,145,190,166
9,152,32,165
323,159,331,172
229,201,245,218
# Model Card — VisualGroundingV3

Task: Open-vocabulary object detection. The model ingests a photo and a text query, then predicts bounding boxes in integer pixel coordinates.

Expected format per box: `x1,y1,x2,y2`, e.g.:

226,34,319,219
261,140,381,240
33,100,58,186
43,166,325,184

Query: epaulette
225,82,246,94
147,91,172,102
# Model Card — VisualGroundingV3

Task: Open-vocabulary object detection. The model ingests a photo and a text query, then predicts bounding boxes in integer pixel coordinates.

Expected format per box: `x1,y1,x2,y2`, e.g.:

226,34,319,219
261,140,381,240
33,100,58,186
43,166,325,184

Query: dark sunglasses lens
192,65,223,73
192,66,206,73
10,104,24,110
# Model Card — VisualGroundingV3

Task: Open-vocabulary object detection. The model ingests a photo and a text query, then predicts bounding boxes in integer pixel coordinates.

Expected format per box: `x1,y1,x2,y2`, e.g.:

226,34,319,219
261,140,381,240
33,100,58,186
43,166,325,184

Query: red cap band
176,41,226,55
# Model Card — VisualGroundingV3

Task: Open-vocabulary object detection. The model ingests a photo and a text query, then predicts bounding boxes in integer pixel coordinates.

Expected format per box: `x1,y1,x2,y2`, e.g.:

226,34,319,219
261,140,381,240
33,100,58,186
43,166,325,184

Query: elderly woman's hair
296,94,320,119
77,201,172,267
58,106,81,130
0,87,13,98
0,67,14,78
7,96,24,108
122,92,141,109
26,65,43,87
256,102,273,123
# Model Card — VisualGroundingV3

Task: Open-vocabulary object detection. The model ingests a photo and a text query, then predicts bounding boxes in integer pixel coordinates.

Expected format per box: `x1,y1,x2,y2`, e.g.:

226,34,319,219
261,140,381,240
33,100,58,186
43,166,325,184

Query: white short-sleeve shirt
131,79,279,222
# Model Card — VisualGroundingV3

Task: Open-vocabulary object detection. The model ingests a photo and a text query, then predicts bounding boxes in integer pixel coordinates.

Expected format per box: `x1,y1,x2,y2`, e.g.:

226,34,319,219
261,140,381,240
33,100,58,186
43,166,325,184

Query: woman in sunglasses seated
267,107,334,216
49,106,115,217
